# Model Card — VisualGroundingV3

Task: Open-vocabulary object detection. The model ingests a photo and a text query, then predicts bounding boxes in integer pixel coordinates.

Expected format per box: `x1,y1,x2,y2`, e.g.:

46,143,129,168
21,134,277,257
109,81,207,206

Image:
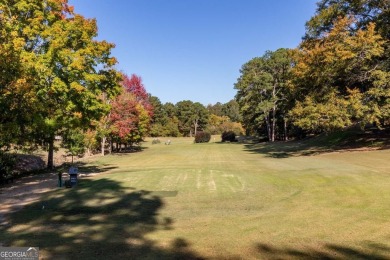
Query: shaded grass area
255,242,390,259
243,127,390,158
0,173,203,259
1,136,390,259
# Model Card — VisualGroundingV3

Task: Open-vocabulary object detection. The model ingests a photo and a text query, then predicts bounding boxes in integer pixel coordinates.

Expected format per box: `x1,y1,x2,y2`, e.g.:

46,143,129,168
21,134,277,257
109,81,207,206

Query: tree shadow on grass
242,142,321,158
111,145,149,155
255,242,390,259
61,162,119,177
66,160,117,168
242,128,390,159
0,178,205,259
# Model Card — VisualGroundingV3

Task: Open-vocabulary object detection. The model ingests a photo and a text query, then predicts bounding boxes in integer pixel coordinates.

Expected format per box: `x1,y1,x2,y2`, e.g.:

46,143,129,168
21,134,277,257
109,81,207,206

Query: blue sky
68,0,318,105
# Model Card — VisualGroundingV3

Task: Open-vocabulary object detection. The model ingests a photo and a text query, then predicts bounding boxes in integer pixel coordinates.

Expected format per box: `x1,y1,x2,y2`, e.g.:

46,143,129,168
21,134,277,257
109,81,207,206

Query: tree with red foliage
109,73,153,150
110,92,138,140
121,74,154,117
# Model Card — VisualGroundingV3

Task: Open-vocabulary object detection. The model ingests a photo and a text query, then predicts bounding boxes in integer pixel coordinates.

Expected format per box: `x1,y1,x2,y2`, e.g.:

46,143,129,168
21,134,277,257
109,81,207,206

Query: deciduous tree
109,74,152,148
235,48,293,141
0,0,121,168
291,16,388,130
176,101,209,137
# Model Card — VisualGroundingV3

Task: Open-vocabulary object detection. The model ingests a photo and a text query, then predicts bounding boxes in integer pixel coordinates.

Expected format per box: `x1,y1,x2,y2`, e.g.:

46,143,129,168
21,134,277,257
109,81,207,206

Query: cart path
0,169,106,227
0,173,58,226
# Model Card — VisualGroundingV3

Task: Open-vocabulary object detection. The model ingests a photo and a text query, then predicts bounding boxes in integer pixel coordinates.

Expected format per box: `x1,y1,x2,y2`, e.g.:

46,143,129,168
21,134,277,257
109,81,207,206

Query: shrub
194,131,211,143
221,131,237,142
0,151,17,182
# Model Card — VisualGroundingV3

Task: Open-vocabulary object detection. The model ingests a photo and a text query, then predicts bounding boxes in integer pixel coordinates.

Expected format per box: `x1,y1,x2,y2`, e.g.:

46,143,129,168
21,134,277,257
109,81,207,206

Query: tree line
149,98,242,138
2,0,388,176
96,90,243,155
235,0,389,141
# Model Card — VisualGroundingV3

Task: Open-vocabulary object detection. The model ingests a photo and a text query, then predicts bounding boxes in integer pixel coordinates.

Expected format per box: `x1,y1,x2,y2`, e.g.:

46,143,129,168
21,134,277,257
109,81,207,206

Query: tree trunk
47,135,55,170
264,113,271,142
101,136,106,156
194,119,198,136
271,105,276,142
284,118,288,141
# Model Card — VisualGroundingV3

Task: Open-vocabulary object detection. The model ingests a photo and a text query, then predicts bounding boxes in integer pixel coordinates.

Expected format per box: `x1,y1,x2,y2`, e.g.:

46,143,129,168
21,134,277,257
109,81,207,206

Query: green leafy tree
222,100,241,123
305,0,389,41
149,95,165,125
207,100,241,123
235,48,293,141
62,128,86,164
162,103,181,136
289,90,352,133
163,102,177,118
176,100,196,136
176,101,209,137
148,99,182,137
150,118,181,137
207,102,224,117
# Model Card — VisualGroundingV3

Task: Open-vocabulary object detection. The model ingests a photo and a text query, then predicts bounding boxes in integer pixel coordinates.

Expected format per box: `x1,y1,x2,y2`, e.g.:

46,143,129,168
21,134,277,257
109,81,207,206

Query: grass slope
1,136,390,259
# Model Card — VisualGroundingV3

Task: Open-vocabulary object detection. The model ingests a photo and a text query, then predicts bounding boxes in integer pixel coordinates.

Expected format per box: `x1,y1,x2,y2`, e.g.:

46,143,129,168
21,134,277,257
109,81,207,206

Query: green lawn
1,137,390,259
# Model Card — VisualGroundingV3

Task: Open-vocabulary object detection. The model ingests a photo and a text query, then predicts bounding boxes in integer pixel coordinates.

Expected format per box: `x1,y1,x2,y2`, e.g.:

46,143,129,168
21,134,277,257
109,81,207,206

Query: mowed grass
1,137,390,259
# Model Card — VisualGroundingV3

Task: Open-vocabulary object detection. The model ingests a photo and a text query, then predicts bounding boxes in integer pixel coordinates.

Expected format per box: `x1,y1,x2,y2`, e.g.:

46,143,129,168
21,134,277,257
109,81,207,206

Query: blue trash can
68,166,78,187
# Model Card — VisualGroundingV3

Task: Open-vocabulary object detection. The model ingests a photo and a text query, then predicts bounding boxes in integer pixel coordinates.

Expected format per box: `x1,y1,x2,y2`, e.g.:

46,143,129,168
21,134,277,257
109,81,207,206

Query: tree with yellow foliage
290,16,388,131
